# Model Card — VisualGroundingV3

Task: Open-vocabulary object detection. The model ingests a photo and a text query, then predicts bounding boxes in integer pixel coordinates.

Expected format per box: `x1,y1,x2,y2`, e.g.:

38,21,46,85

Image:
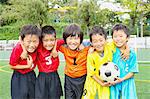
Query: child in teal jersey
110,24,139,99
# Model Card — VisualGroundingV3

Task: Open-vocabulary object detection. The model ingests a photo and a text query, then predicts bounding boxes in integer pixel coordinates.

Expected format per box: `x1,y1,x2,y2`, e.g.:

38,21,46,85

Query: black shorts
64,74,87,99
35,71,63,99
11,70,36,99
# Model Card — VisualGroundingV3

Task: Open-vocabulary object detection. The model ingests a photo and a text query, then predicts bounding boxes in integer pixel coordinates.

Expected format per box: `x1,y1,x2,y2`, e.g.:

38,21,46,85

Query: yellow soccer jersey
82,42,113,99
107,41,116,53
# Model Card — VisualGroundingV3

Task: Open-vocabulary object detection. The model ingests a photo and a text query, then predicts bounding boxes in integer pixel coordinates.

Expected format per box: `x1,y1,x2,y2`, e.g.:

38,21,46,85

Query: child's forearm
122,72,134,81
51,40,58,58
121,44,130,60
20,41,28,59
92,75,111,87
110,73,134,85
92,75,104,85
10,64,31,69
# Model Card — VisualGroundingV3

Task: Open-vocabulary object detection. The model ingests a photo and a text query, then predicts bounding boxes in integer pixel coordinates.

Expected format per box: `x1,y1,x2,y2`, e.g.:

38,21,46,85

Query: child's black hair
41,25,56,39
63,23,83,44
89,26,107,42
20,24,41,40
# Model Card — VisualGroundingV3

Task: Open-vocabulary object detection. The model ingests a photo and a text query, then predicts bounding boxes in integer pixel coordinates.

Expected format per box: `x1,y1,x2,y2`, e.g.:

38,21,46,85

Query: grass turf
0,61,150,99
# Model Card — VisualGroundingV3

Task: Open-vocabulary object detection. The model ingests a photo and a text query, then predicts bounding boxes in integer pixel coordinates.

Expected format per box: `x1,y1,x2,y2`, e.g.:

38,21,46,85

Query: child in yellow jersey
82,26,114,99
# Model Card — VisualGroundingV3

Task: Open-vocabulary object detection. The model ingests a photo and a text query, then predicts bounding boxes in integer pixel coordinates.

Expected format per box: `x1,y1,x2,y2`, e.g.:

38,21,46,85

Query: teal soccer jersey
110,48,139,99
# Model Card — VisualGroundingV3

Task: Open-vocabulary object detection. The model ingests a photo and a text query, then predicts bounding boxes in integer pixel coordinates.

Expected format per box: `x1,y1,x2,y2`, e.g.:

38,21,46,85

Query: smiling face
113,30,128,48
66,36,81,50
91,34,106,52
22,34,39,53
42,34,56,51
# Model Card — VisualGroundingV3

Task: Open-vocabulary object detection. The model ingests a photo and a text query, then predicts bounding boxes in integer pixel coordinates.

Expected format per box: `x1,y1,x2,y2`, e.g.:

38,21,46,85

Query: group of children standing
9,23,138,99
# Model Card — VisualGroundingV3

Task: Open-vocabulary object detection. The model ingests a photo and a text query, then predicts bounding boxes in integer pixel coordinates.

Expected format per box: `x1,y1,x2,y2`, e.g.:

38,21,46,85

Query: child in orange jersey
59,23,90,99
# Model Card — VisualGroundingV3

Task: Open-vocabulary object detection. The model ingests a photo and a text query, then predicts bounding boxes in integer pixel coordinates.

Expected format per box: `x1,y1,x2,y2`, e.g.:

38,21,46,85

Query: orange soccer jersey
59,45,90,78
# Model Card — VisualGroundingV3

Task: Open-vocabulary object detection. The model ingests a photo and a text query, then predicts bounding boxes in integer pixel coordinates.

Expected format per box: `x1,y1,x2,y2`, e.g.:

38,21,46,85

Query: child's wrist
121,78,125,82
27,64,32,69
30,64,34,69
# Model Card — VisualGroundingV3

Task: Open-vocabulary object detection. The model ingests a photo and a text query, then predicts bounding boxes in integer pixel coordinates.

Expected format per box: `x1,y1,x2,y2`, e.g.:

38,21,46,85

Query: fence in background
0,37,150,63
1,37,150,51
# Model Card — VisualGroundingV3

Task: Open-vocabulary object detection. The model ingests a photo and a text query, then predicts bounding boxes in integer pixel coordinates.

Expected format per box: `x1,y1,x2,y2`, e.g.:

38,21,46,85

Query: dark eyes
113,35,123,38
93,39,103,43
43,39,55,42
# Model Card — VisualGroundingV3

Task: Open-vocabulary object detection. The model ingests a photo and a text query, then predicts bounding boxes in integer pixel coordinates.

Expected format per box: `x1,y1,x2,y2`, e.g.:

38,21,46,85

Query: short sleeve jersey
37,39,64,73
82,42,113,98
86,42,113,78
113,48,139,77
59,45,90,78
9,43,37,74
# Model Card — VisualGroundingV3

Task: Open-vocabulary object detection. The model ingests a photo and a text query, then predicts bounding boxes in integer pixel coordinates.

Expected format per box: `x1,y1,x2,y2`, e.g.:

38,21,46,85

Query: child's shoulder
88,51,99,57
59,44,69,52
129,48,136,53
37,43,44,51
129,48,137,57
13,42,22,51
106,41,115,47
10,42,23,60
57,39,65,46
60,44,67,48
104,41,116,53
82,46,91,51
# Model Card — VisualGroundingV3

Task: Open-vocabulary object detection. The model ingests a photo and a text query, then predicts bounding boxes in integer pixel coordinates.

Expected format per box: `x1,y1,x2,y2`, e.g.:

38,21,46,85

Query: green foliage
77,0,116,35
49,22,69,38
0,0,49,27
0,0,8,4
144,25,150,36
0,0,149,39
0,26,19,40
24,0,48,27
118,0,150,36
0,4,2,13
0,5,17,26
0,0,28,26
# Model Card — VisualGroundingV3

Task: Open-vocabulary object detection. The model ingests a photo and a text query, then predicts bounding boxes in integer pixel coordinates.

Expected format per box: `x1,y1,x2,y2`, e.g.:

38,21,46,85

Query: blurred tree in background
115,0,150,36
0,0,8,4
0,0,149,40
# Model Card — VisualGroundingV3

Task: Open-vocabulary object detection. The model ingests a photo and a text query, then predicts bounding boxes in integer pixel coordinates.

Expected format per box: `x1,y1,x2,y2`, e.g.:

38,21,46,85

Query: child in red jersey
35,25,64,99
9,24,41,99
20,25,64,99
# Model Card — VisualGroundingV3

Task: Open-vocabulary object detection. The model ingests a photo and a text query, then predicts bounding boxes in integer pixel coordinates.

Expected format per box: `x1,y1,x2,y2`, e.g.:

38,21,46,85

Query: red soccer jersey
37,39,64,73
9,43,37,74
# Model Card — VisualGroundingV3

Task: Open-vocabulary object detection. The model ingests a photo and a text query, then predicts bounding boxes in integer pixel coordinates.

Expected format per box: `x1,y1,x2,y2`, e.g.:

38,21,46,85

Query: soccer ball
99,62,120,82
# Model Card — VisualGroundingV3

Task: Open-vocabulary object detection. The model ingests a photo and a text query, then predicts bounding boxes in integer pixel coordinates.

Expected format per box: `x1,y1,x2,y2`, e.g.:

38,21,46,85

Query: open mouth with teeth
27,47,36,52
68,43,79,50
45,45,54,50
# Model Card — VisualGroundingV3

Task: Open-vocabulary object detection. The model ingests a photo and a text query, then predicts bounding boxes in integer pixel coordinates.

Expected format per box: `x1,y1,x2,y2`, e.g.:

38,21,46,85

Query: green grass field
0,60,150,99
